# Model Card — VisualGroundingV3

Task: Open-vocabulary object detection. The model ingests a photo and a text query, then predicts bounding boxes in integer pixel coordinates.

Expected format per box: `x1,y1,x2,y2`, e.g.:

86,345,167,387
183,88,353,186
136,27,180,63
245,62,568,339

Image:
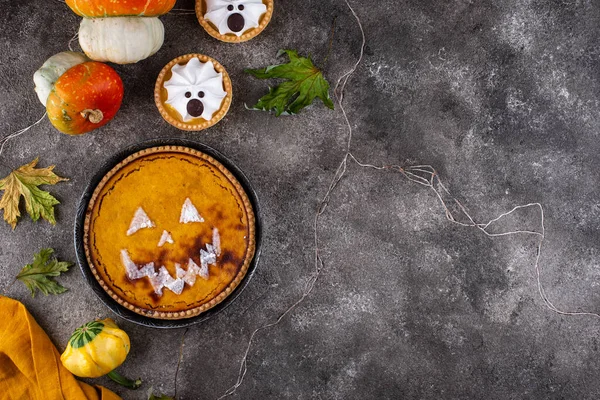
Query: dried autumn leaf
16,248,72,297
0,158,68,229
246,49,334,116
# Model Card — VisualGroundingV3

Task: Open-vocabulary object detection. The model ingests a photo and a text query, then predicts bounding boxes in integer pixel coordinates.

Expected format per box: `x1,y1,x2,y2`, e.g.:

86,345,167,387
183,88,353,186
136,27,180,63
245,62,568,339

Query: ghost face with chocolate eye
163,57,227,122
204,0,267,37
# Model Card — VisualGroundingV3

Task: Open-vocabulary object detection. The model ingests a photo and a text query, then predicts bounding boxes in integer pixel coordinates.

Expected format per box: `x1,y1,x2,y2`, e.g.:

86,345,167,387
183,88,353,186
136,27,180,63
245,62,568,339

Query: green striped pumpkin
60,318,131,378
69,320,105,348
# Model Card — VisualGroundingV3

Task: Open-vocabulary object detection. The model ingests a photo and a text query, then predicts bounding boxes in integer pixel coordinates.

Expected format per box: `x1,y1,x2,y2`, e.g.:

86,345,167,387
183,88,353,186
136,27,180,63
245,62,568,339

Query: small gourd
60,318,141,389
79,17,164,64
65,0,176,64
34,51,124,135
33,51,89,105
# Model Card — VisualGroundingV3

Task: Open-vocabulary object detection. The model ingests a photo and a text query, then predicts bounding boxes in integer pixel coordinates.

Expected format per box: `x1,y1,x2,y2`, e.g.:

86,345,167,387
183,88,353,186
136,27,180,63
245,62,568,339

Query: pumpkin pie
154,54,232,131
83,146,256,319
196,0,274,43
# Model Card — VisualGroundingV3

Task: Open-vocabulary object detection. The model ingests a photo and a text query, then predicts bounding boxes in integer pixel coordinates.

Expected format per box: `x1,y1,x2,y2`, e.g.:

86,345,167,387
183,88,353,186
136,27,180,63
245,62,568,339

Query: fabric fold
0,295,121,400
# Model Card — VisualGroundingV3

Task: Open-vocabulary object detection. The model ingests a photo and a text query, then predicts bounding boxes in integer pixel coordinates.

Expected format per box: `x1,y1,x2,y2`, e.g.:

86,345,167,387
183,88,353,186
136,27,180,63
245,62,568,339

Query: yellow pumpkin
60,318,141,389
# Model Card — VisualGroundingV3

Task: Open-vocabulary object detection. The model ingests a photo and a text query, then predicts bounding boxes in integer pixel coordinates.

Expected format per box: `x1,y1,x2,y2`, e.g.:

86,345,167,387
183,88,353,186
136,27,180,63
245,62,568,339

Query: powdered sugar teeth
150,267,177,296
121,249,156,280
201,248,217,265
120,228,222,296
199,249,213,279
212,227,221,256
137,263,157,280
164,271,185,295
175,263,186,278
183,258,201,286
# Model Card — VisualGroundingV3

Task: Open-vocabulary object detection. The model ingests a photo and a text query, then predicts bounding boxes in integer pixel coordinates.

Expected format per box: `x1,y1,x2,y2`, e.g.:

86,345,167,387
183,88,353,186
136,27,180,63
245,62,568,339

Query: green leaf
148,394,175,400
148,387,175,400
16,248,72,297
245,49,334,116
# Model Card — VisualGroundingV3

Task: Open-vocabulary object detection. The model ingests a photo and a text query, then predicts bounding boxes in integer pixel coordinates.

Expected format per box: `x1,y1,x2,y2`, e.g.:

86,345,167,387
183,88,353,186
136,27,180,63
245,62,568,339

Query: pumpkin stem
107,369,142,390
81,109,104,124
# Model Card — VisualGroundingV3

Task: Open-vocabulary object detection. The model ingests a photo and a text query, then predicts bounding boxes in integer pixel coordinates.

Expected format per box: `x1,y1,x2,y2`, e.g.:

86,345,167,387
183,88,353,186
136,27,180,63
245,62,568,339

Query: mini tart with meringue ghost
154,54,232,131
196,0,273,43
84,146,256,320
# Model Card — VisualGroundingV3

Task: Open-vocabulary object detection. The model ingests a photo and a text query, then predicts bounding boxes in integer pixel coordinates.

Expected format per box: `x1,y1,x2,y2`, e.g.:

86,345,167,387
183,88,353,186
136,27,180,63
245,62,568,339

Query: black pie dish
74,138,262,329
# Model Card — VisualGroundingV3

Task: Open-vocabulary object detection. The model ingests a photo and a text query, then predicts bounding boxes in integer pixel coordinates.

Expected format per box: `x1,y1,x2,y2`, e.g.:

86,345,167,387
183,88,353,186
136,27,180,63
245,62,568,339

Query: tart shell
195,0,274,43
154,54,232,131
83,145,256,320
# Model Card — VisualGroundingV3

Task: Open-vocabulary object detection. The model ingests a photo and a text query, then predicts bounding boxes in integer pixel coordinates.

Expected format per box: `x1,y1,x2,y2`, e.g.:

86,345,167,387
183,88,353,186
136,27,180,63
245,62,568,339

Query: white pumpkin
33,51,89,105
78,17,164,64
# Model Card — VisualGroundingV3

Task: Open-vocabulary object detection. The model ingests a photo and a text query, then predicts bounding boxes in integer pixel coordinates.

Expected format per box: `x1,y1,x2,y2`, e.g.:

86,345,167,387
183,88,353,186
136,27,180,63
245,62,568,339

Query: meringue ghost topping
163,58,227,122
204,0,267,37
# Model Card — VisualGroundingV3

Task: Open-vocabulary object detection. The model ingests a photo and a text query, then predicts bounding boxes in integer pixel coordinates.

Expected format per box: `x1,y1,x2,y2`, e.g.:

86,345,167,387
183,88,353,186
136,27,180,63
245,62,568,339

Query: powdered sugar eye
180,198,204,223
127,207,155,236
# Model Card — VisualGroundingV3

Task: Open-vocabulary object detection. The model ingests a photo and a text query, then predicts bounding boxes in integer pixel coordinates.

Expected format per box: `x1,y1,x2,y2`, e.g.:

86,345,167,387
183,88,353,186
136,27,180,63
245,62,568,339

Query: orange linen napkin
0,295,121,400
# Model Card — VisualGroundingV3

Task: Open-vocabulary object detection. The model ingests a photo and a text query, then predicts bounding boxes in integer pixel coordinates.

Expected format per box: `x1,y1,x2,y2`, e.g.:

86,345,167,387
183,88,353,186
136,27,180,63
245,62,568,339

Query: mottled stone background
2,0,600,398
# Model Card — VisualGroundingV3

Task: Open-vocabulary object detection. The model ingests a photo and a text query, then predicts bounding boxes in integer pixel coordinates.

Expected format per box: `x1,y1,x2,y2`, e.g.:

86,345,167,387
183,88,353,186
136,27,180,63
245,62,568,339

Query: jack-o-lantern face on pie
84,146,256,319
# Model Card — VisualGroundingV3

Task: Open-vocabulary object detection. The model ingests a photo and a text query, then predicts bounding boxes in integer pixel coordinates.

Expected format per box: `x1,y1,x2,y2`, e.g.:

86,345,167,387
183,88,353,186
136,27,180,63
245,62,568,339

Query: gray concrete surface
2,0,600,398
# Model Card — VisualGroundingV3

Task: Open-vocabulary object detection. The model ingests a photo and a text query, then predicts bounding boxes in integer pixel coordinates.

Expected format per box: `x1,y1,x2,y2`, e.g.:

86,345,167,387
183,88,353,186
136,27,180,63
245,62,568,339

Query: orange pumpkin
46,62,123,135
65,0,176,17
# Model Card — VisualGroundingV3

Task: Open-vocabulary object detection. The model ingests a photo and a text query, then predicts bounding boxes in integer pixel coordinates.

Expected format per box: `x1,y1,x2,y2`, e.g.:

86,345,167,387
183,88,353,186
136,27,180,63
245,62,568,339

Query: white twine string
323,1,600,322
0,112,47,159
368,163,600,320
215,1,365,399
68,32,79,52
214,0,600,398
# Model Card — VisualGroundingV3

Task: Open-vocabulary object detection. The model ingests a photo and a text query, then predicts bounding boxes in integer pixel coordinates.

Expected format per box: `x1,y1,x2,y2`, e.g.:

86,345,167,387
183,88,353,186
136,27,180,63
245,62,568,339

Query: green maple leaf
147,388,175,400
0,158,68,229
148,394,175,400
246,49,334,116
16,248,72,297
